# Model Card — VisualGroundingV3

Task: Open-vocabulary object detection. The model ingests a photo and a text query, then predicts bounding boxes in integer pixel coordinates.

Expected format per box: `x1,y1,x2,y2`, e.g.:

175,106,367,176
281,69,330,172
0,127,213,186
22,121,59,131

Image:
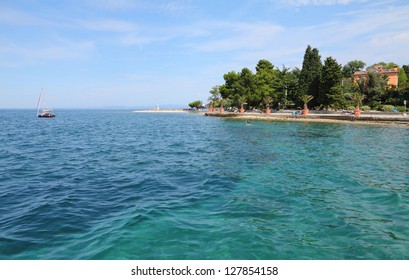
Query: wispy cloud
159,1,191,13
0,6,49,26
79,19,138,32
0,40,94,67
118,32,168,46
184,21,285,52
84,0,191,14
84,0,141,10
280,0,367,7
277,2,409,64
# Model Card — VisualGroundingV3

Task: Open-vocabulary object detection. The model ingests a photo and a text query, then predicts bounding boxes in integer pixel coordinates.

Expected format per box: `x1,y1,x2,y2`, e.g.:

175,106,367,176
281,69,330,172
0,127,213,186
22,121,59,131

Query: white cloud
189,21,284,52
209,1,409,68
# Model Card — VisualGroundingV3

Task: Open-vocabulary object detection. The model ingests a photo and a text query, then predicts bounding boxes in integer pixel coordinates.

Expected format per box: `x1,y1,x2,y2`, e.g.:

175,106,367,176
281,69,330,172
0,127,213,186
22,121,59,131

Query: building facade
353,65,399,88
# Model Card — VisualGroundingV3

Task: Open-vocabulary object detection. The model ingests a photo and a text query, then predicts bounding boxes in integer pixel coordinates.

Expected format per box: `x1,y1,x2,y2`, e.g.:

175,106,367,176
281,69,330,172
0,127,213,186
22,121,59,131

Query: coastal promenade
204,110,409,126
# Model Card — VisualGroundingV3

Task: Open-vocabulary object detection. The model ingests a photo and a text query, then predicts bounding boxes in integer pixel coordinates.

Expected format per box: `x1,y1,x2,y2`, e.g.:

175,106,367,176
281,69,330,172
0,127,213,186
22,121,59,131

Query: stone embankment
205,110,409,126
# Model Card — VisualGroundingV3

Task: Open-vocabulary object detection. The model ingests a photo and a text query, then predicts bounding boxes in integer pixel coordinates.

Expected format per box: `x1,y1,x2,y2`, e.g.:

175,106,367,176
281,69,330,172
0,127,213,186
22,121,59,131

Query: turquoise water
0,110,408,260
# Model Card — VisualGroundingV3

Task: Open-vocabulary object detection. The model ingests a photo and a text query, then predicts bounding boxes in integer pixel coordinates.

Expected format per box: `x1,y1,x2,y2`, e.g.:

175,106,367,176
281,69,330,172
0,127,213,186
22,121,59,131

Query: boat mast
36,87,43,116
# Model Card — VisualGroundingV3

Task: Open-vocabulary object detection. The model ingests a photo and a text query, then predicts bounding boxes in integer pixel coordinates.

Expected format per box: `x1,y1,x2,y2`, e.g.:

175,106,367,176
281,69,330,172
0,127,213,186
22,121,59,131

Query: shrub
386,98,400,106
370,101,380,110
346,106,355,110
361,106,371,111
380,105,395,112
396,106,407,112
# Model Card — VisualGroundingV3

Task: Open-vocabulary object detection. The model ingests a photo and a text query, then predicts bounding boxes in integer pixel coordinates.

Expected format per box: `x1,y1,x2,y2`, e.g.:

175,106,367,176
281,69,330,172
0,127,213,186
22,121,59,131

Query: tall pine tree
320,57,343,109
298,45,322,108
254,59,276,105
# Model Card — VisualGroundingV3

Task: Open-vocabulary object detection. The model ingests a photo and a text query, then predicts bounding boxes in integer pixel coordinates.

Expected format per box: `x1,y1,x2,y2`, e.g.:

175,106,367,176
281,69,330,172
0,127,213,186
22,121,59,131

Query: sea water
0,110,408,259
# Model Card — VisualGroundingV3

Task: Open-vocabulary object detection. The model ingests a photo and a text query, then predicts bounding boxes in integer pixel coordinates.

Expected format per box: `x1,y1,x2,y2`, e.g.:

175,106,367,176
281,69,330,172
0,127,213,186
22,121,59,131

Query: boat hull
38,113,56,118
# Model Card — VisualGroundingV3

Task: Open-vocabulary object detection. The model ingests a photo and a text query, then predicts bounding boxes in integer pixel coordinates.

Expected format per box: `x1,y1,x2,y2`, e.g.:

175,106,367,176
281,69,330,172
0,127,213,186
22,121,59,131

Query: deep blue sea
0,109,408,260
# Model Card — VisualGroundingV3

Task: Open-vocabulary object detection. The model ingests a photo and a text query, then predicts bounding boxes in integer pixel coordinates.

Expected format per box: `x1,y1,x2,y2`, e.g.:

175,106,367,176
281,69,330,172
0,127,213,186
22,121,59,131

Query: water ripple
0,110,408,259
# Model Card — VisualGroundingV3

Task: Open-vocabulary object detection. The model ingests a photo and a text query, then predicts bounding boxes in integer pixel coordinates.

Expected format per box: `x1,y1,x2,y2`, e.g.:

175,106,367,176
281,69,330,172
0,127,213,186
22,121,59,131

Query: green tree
219,71,240,100
239,67,256,105
398,68,407,88
350,92,365,110
342,60,366,78
220,68,255,108
367,62,396,71
188,100,203,109
320,57,343,108
236,95,247,111
209,85,221,100
208,85,221,108
263,96,273,110
274,65,299,108
402,65,409,78
298,45,322,107
254,59,276,107
301,94,313,110
365,72,387,103
286,68,300,107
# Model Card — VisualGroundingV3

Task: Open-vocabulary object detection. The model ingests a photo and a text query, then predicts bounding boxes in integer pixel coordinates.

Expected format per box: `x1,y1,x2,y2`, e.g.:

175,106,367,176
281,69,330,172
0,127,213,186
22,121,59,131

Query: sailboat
36,88,56,118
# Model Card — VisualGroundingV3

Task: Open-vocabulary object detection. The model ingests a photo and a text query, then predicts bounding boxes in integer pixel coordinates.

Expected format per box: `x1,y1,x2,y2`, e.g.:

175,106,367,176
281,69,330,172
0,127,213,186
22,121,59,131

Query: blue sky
1,0,409,109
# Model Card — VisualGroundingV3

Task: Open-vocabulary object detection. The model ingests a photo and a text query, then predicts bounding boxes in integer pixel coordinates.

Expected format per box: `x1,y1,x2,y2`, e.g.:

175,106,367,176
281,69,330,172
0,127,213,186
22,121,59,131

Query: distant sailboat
36,88,56,118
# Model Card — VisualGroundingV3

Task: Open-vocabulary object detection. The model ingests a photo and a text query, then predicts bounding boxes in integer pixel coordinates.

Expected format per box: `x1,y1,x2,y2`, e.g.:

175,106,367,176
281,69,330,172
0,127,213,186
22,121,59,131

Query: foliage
209,46,407,111
219,71,240,100
403,65,409,79
326,85,346,110
188,100,203,109
396,106,407,112
367,62,396,71
209,85,221,101
274,66,299,108
320,56,343,107
298,45,322,107
301,94,313,109
380,105,395,112
398,68,408,88
254,60,276,107
342,60,366,78
239,68,256,105
208,85,221,108
370,101,380,110
361,106,371,111
350,92,365,109
365,72,387,102
236,95,247,110
263,96,273,109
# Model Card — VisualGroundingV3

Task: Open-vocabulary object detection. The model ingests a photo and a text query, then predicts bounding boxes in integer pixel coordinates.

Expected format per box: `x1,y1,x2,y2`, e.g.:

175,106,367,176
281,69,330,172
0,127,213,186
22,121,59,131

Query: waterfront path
205,110,409,126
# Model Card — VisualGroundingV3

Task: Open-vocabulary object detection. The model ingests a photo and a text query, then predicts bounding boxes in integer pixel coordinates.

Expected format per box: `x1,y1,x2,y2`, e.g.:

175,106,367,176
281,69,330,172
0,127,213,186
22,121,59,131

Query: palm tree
237,96,247,113
350,92,365,117
301,94,313,115
263,96,273,113
219,98,226,113
350,92,365,110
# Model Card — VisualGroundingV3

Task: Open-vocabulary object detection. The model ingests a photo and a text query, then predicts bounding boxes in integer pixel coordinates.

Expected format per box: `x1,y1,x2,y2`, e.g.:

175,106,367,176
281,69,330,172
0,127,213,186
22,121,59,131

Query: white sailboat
36,88,55,118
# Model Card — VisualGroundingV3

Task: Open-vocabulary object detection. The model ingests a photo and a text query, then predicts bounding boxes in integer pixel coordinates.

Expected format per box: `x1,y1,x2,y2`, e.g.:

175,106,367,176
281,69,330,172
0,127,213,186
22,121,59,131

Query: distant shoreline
133,109,189,113
205,111,409,127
